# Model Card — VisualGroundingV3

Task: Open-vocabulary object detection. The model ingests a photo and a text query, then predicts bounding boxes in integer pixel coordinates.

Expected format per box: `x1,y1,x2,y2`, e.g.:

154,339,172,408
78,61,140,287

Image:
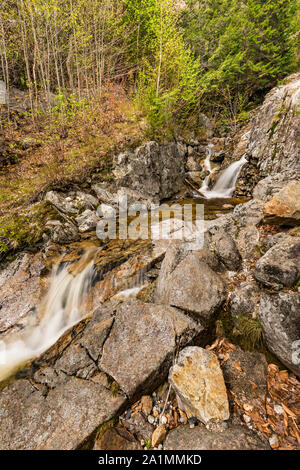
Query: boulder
45,219,79,244
164,424,270,450
232,199,264,227
253,238,300,288
92,183,118,206
122,411,154,442
221,346,268,406
0,376,126,450
245,73,300,176
169,347,229,424
75,209,99,233
230,281,261,324
99,300,205,398
258,293,300,377
262,232,296,252
0,253,44,336
113,141,186,201
209,229,242,271
155,244,226,321
45,191,79,214
263,181,300,226
75,191,99,210
0,303,127,450
94,427,141,450
253,172,298,202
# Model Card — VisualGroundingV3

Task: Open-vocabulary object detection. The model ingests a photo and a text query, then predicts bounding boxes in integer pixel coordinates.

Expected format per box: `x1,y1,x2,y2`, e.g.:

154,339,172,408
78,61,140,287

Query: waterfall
199,144,214,193
0,249,97,383
200,154,247,199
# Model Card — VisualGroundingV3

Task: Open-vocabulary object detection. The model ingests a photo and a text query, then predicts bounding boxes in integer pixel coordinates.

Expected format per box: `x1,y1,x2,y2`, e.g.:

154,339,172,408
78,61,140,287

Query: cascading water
200,153,247,199
199,144,214,193
0,249,97,382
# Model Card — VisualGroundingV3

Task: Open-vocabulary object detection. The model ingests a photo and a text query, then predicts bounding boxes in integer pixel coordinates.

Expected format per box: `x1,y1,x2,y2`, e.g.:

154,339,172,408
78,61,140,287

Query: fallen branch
184,178,207,198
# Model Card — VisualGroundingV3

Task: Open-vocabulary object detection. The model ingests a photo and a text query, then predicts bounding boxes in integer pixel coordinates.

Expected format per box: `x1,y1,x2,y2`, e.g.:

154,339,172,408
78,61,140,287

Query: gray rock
258,293,300,377
75,209,99,233
254,238,300,288
75,191,98,210
92,183,118,206
230,281,261,324
235,225,260,258
155,244,226,321
0,253,44,336
97,203,116,219
122,411,154,442
221,346,268,405
232,199,264,227
263,181,300,226
0,375,125,450
164,424,270,450
169,347,229,424
99,300,205,398
253,172,298,202
45,219,79,244
209,229,242,271
246,73,300,176
0,303,125,449
45,191,79,214
262,232,296,252
113,141,186,201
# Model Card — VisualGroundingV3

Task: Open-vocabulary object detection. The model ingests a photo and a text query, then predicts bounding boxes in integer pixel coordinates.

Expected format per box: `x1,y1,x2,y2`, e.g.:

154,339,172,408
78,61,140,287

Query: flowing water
200,155,247,199
0,156,248,383
0,250,97,382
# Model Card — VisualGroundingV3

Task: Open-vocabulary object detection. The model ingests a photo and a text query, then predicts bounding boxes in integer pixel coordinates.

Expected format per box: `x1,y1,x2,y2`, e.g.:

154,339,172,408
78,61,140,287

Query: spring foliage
0,0,299,129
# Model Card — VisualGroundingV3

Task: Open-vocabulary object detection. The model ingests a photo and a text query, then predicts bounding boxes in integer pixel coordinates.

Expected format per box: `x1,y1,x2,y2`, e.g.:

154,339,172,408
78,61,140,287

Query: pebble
148,415,155,424
269,434,279,447
141,395,153,416
274,405,284,415
158,444,163,450
221,421,228,429
188,417,198,425
151,424,167,448
125,409,131,420
189,424,195,429
140,440,145,446
160,416,167,425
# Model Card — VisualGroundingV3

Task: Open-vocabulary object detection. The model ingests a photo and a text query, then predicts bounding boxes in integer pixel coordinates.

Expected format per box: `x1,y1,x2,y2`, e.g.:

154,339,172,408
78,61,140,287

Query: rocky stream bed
0,74,299,450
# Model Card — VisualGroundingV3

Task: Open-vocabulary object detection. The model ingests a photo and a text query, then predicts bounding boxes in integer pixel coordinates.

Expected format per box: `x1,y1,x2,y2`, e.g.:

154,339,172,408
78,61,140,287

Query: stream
0,156,248,383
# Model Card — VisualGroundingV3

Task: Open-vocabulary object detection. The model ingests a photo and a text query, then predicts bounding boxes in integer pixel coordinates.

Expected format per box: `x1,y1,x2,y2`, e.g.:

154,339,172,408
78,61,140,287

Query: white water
200,153,247,199
199,144,214,193
0,250,97,382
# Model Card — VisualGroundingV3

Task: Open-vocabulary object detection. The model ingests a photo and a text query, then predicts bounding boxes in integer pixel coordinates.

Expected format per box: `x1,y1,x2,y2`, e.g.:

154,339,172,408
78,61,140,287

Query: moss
217,307,285,368
0,201,63,263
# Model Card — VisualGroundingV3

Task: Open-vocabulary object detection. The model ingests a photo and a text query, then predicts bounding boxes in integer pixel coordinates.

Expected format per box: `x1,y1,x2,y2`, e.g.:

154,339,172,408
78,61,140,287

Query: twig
184,178,207,198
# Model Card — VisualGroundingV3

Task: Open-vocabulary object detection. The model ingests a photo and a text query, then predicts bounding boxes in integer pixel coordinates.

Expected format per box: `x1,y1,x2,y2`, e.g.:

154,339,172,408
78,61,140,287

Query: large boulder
253,172,299,203
155,244,226,321
230,281,261,325
263,181,300,226
245,73,300,176
221,346,268,406
253,238,300,288
169,347,229,424
258,293,300,377
0,253,44,336
164,424,270,450
113,141,187,201
209,229,242,271
99,300,205,399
